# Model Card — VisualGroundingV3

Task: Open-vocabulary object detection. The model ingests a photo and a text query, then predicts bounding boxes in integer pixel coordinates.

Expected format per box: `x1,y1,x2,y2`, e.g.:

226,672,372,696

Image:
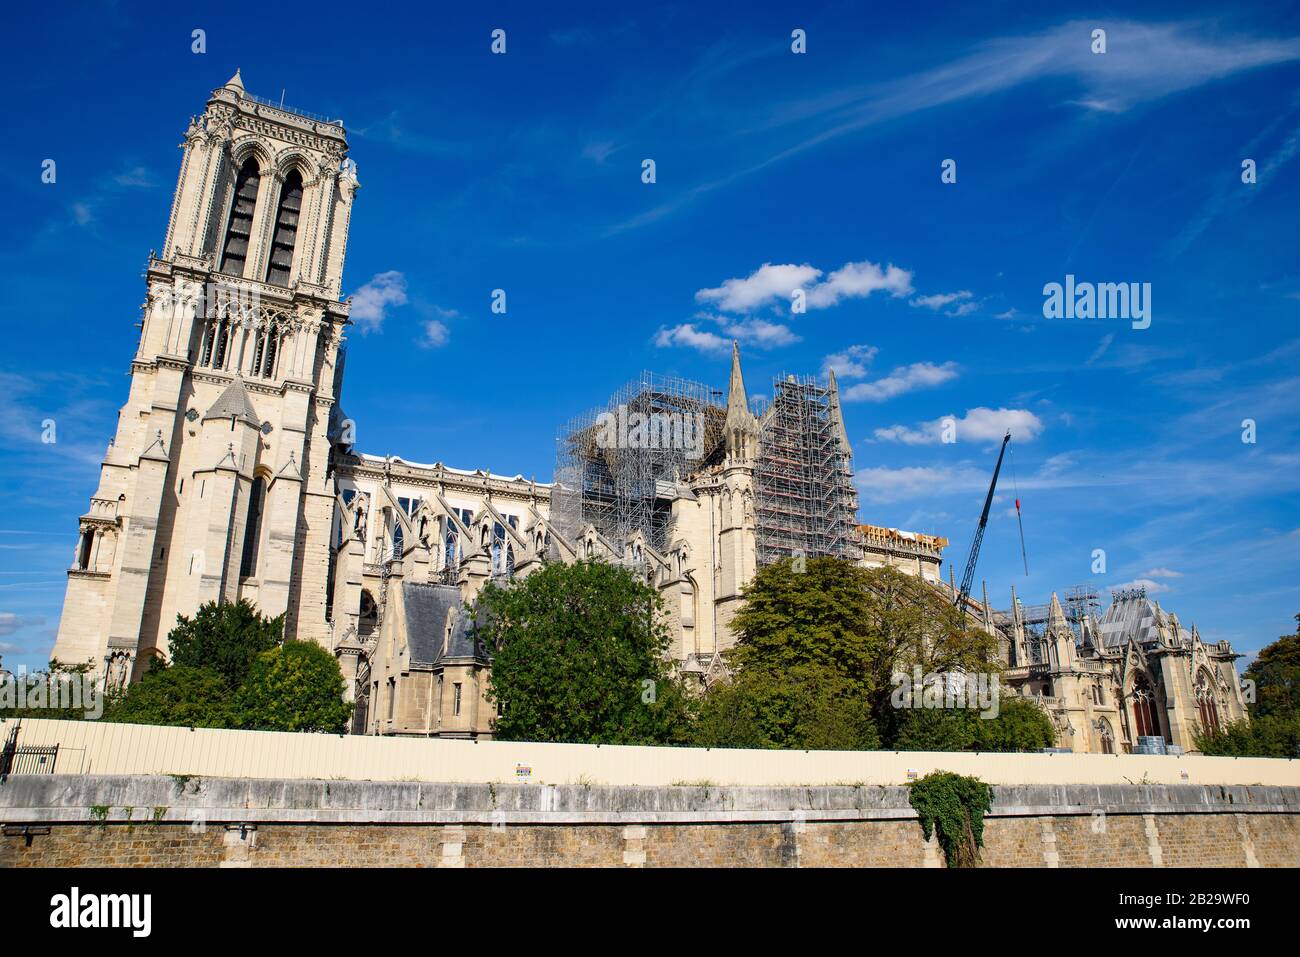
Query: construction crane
955,429,1011,616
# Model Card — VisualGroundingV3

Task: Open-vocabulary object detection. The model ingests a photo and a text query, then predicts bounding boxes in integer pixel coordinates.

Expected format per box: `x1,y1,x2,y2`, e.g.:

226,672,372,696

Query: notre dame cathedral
50,74,1247,753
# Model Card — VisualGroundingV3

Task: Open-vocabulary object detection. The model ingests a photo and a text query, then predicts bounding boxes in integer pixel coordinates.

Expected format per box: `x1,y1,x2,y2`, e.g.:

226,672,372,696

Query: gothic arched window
1195,670,1220,734
1131,673,1162,740
1097,719,1115,754
219,157,261,277
239,476,265,578
264,169,303,286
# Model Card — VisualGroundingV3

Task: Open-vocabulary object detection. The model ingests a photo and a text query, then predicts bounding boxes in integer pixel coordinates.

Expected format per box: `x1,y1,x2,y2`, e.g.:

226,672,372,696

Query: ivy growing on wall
907,771,992,867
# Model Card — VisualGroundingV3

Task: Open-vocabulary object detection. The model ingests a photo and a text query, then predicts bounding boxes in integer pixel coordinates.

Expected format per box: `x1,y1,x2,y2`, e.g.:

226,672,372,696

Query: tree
0,659,112,721
236,641,353,734
975,695,1057,752
1195,714,1300,758
104,665,237,728
692,664,879,751
479,561,691,744
728,558,884,701
1193,614,1300,757
890,708,980,752
1243,615,1300,719
166,599,283,688
727,559,1003,751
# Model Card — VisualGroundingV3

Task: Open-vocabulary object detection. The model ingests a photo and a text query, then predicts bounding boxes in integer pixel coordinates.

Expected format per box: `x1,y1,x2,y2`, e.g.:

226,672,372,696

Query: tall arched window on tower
1131,673,1162,740
1195,670,1220,734
239,476,265,578
264,170,303,286
219,158,261,277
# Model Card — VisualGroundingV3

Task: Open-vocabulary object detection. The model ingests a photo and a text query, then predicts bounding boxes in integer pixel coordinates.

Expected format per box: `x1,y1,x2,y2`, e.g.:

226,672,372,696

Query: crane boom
956,430,1011,614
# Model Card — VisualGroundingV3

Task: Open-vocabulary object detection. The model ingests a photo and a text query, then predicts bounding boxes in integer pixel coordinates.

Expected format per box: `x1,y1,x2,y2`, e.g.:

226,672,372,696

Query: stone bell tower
51,71,360,686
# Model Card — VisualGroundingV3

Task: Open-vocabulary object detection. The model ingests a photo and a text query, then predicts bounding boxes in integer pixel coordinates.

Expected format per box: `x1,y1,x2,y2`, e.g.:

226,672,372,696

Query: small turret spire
723,341,758,463
726,340,747,413
826,367,851,454
225,69,245,94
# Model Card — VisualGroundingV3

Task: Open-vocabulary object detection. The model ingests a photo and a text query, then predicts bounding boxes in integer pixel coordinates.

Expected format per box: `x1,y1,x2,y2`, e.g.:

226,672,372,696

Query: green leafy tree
728,558,885,701
0,659,113,721
104,665,237,728
975,695,1057,752
236,641,353,734
1243,616,1300,719
726,560,1003,751
480,561,691,744
1195,714,1300,758
692,664,879,750
890,707,980,752
166,599,283,688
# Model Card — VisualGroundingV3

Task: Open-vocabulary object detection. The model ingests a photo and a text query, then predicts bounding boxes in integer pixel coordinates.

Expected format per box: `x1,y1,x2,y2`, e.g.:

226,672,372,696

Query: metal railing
242,91,343,126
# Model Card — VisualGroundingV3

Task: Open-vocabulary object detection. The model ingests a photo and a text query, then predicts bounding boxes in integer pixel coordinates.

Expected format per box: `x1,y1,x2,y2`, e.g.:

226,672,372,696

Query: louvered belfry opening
219,157,261,276
264,169,303,286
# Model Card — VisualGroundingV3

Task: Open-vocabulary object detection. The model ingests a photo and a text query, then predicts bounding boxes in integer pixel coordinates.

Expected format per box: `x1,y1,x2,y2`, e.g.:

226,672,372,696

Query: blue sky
2,1,1298,672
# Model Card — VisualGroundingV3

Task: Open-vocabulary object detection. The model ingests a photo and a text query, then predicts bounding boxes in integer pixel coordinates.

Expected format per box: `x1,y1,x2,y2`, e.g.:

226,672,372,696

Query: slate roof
401,581,489,667
203,377,260,427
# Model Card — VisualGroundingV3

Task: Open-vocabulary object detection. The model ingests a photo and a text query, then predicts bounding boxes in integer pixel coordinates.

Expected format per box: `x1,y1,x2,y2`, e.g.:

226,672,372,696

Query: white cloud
420,320,450,348
1109,578,1172,595
654,323,729,353
1140,567,1184,579
656,316,800,354
872,406,1044,443
0,613,43,638
855,464,994,504
841,361,958,402
696,259,912,314
822,344,878,379
727,318,801,348
695,263,822,313
805,260,913,309
350,271,408,332
113,166,157,188
911,290,972,310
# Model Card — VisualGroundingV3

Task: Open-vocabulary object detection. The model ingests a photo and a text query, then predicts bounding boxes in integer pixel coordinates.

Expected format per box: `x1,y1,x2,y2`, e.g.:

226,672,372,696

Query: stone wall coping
1,776,1297,826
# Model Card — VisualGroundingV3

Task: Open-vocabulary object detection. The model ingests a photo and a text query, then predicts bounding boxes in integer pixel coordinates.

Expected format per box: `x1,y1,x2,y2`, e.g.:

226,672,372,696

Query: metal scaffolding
552,372,727,554
553,369,861,568
752,374,861,566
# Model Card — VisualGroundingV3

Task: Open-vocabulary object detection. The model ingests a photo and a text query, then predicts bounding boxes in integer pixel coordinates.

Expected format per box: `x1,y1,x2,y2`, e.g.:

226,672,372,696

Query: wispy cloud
350,271,408,333
842,361,959,403
911,290,979,318
610,20,1300,232
695,259,913,314
655,315,802,354
822,344,878,379
873,407,1044,444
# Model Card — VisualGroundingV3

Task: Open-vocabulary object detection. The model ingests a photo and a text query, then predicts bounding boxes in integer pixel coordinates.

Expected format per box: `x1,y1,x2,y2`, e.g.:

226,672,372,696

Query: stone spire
723,341,758,463
1047,592,1068,632
225,68,245,94
826,367,851,454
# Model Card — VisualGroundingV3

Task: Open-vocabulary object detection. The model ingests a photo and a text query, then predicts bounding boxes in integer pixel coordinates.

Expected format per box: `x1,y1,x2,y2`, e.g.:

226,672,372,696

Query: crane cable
1011,445,1029,576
